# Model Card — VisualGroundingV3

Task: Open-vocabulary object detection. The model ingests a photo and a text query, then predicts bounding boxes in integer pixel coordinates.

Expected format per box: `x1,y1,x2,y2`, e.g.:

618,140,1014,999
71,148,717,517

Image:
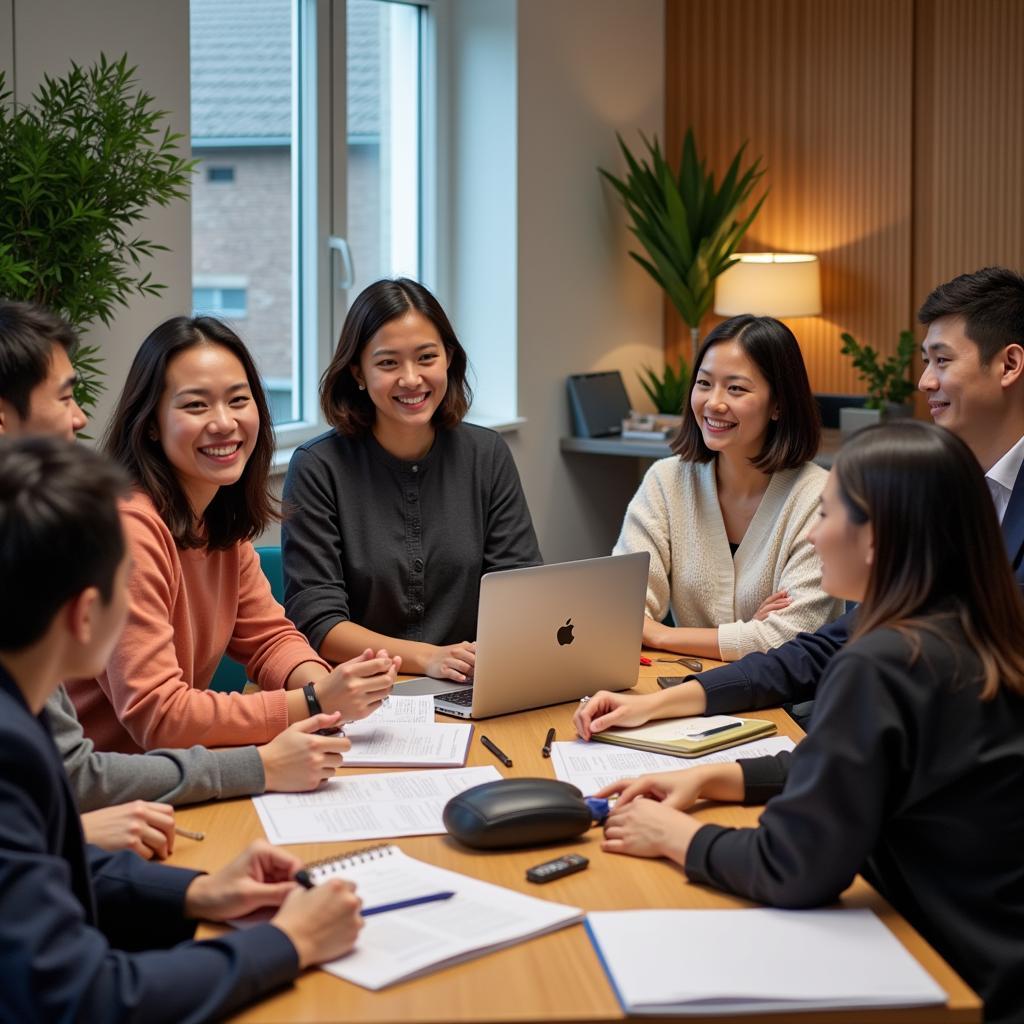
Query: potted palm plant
0,54,195,413
838,330,916,434
599,128,767,365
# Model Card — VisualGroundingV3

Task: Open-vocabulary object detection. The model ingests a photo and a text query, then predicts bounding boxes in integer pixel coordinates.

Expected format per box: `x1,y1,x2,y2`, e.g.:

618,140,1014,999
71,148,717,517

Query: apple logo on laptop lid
556,618,575,646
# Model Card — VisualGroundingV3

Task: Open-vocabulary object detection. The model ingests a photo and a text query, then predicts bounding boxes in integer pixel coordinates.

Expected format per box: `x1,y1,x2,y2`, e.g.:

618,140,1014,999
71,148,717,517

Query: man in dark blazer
576,266,1024,733
0,437,363,1023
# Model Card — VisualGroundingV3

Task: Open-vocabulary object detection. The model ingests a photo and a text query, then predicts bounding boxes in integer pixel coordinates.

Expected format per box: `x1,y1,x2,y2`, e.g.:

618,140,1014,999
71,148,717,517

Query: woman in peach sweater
68,317,398,753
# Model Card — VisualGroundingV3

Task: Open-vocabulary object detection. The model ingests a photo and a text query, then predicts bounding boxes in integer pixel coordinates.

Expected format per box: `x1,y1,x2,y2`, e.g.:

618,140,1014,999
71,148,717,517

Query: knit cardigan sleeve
612,459,675,621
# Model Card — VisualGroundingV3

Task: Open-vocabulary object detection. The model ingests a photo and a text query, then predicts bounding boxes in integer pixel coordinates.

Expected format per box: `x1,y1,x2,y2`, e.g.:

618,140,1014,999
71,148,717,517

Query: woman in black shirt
282,279,541,682
598,421,1024,1024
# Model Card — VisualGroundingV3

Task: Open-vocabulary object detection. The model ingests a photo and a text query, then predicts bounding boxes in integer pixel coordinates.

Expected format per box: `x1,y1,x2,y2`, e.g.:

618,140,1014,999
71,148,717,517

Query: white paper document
342,696,472,767
252,765,502,844
366,694,436,723
586,908,946,1015
307,845,583,989
550,735,795,794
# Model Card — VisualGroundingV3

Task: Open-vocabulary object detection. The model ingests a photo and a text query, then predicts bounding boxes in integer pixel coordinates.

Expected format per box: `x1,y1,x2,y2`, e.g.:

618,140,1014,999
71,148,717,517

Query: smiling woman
281,278,542,682
66,316,400,755
612,314,842,662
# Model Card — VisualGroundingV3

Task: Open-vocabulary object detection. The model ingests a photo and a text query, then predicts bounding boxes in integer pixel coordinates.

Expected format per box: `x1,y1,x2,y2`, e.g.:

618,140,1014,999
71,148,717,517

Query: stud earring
358,384,366,391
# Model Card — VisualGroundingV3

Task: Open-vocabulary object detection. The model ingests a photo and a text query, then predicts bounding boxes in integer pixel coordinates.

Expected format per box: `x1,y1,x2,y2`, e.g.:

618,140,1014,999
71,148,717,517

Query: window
192,279,248,319
189,0,430,439
206,165,236,183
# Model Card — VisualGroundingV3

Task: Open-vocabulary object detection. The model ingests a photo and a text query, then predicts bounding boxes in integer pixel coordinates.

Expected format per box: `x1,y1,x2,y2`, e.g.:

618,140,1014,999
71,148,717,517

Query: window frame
271,0,440,456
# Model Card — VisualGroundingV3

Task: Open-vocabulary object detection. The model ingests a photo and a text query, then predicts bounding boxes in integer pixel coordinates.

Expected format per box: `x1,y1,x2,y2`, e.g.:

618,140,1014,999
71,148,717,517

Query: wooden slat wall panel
913,0,1024,310
664,0,914,393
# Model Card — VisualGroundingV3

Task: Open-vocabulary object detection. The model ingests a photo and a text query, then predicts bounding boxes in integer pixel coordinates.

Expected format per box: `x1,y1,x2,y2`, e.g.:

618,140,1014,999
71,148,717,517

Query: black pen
691,721,743,739
294,869,314,889
541,727,555,758
480,734,513,767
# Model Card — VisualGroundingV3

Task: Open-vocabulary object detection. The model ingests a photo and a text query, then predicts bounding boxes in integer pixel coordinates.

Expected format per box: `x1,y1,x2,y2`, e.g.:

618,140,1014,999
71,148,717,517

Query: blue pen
362,891,455,916
295,872,455,915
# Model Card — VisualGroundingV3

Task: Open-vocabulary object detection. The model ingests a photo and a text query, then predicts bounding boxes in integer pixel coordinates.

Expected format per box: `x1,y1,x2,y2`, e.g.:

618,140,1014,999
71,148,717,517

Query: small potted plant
621,356,690,438
838,329,916,435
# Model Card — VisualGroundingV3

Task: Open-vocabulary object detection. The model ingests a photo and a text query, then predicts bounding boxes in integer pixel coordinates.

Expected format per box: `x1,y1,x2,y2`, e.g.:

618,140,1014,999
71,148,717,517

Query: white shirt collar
986,433,1024,496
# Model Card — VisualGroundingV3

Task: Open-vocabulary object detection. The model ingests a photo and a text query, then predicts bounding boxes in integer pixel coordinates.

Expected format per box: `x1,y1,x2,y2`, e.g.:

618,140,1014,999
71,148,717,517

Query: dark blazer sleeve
282,442,352,650
685,645,906,908
482,434,542,572
0,769,298,1022
694,610,854,714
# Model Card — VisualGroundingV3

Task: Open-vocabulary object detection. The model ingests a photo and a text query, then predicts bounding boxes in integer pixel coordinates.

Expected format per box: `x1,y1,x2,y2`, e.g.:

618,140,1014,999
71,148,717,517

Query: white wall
446,0,519,422
510,0,665,562
5,0,190,441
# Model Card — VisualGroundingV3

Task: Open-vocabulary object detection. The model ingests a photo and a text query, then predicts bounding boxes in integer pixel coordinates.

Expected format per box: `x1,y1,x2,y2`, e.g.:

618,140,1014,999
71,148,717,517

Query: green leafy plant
637,356,690,415
0,54,196,412
600,128,767,360
839,330,916,409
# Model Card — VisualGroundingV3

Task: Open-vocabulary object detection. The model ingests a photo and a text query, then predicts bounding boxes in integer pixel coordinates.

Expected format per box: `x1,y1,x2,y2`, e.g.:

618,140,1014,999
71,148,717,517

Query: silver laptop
394,552,649,719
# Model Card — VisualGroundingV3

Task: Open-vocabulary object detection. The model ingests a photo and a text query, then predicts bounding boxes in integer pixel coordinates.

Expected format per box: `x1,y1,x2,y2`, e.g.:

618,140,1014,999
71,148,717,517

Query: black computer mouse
443,778,594,850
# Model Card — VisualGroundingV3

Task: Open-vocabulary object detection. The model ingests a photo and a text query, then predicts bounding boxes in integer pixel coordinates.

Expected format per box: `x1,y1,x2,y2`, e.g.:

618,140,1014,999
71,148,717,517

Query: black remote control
525,853,589,884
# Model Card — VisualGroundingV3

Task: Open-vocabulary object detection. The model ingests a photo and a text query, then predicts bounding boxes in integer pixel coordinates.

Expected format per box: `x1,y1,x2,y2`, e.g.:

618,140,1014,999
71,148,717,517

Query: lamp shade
713,253,821,318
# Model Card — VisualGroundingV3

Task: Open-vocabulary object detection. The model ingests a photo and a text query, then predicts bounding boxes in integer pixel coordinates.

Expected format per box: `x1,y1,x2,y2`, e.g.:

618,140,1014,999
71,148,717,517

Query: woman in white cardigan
614,315,842,662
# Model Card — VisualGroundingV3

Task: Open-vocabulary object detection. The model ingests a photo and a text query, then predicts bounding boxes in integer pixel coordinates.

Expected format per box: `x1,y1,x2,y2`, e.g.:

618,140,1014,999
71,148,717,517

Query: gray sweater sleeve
50,686,266,812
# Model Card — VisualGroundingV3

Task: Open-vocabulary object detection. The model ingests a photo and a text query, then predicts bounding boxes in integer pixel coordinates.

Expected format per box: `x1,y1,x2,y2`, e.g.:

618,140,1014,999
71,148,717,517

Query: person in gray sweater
51,682,350,858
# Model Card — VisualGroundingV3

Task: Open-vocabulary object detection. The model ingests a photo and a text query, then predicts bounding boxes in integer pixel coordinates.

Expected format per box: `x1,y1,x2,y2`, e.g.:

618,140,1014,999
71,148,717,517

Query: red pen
639,656,652,666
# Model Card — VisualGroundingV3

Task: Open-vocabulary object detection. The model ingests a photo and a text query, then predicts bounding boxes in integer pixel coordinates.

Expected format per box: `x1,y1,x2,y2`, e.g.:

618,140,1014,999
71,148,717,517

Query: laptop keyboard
439,688,474,706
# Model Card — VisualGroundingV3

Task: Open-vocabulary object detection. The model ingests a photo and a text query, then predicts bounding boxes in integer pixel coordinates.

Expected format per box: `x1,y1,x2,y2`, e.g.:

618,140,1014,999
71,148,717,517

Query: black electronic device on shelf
566,371,631,438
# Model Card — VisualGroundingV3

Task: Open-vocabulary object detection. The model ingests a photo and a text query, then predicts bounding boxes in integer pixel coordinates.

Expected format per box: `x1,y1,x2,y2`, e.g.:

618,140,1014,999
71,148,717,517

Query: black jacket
0,665,299,1024
687,623,1024,1024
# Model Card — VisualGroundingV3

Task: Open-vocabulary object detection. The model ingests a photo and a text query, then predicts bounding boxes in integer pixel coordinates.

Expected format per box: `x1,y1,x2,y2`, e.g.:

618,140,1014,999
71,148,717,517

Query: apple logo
556,618,575,646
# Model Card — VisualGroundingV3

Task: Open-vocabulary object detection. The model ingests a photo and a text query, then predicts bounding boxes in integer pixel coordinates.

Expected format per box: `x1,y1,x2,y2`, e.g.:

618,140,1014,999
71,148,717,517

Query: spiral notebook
299,844,584,989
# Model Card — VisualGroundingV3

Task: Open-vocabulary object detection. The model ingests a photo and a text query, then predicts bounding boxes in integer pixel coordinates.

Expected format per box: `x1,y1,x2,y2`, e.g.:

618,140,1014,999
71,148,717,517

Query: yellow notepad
592,714,777,758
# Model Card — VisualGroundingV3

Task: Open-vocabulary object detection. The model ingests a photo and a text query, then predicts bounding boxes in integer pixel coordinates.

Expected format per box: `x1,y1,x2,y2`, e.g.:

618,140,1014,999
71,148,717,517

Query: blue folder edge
583,916,629,1014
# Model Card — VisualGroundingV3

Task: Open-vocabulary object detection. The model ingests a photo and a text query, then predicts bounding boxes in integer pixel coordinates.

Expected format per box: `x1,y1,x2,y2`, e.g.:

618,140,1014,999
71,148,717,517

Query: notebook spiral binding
304,843,395,877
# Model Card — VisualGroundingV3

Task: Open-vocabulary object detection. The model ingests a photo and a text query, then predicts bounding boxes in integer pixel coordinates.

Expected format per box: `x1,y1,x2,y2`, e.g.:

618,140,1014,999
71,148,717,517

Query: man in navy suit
577,265,1024,733
0,437,363,1022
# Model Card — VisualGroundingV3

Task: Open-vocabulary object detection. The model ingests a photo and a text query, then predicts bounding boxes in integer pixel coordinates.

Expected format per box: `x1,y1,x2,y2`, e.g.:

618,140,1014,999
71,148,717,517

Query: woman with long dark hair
68,316,397,753
597,421,1024,1023
611,314,841,663
281,278,541,682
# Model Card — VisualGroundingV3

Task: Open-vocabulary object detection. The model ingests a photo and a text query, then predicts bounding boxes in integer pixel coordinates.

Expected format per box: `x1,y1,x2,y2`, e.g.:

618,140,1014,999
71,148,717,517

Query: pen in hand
541,727,555,758
175,826,205,841
480,734,513,768
292,871,455,916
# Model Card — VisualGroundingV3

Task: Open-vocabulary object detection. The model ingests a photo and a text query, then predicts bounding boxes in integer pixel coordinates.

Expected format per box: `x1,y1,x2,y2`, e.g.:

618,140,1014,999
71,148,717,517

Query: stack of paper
342,694,472,767
550,735,795,795
253,765,502,843
586,908,946,1014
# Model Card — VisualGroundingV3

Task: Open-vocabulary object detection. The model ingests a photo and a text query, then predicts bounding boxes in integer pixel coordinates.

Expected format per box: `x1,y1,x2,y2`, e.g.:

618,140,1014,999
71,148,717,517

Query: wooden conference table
169,659,981,1024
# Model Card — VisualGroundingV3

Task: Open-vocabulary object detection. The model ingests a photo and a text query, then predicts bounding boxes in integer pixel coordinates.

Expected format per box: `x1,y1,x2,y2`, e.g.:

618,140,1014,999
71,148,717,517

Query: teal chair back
209,545,286,693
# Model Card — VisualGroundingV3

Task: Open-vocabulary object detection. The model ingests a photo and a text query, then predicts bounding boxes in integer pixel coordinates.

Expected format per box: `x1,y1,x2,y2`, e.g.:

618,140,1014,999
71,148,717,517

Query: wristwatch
302,681,323,717
303,681,342,736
